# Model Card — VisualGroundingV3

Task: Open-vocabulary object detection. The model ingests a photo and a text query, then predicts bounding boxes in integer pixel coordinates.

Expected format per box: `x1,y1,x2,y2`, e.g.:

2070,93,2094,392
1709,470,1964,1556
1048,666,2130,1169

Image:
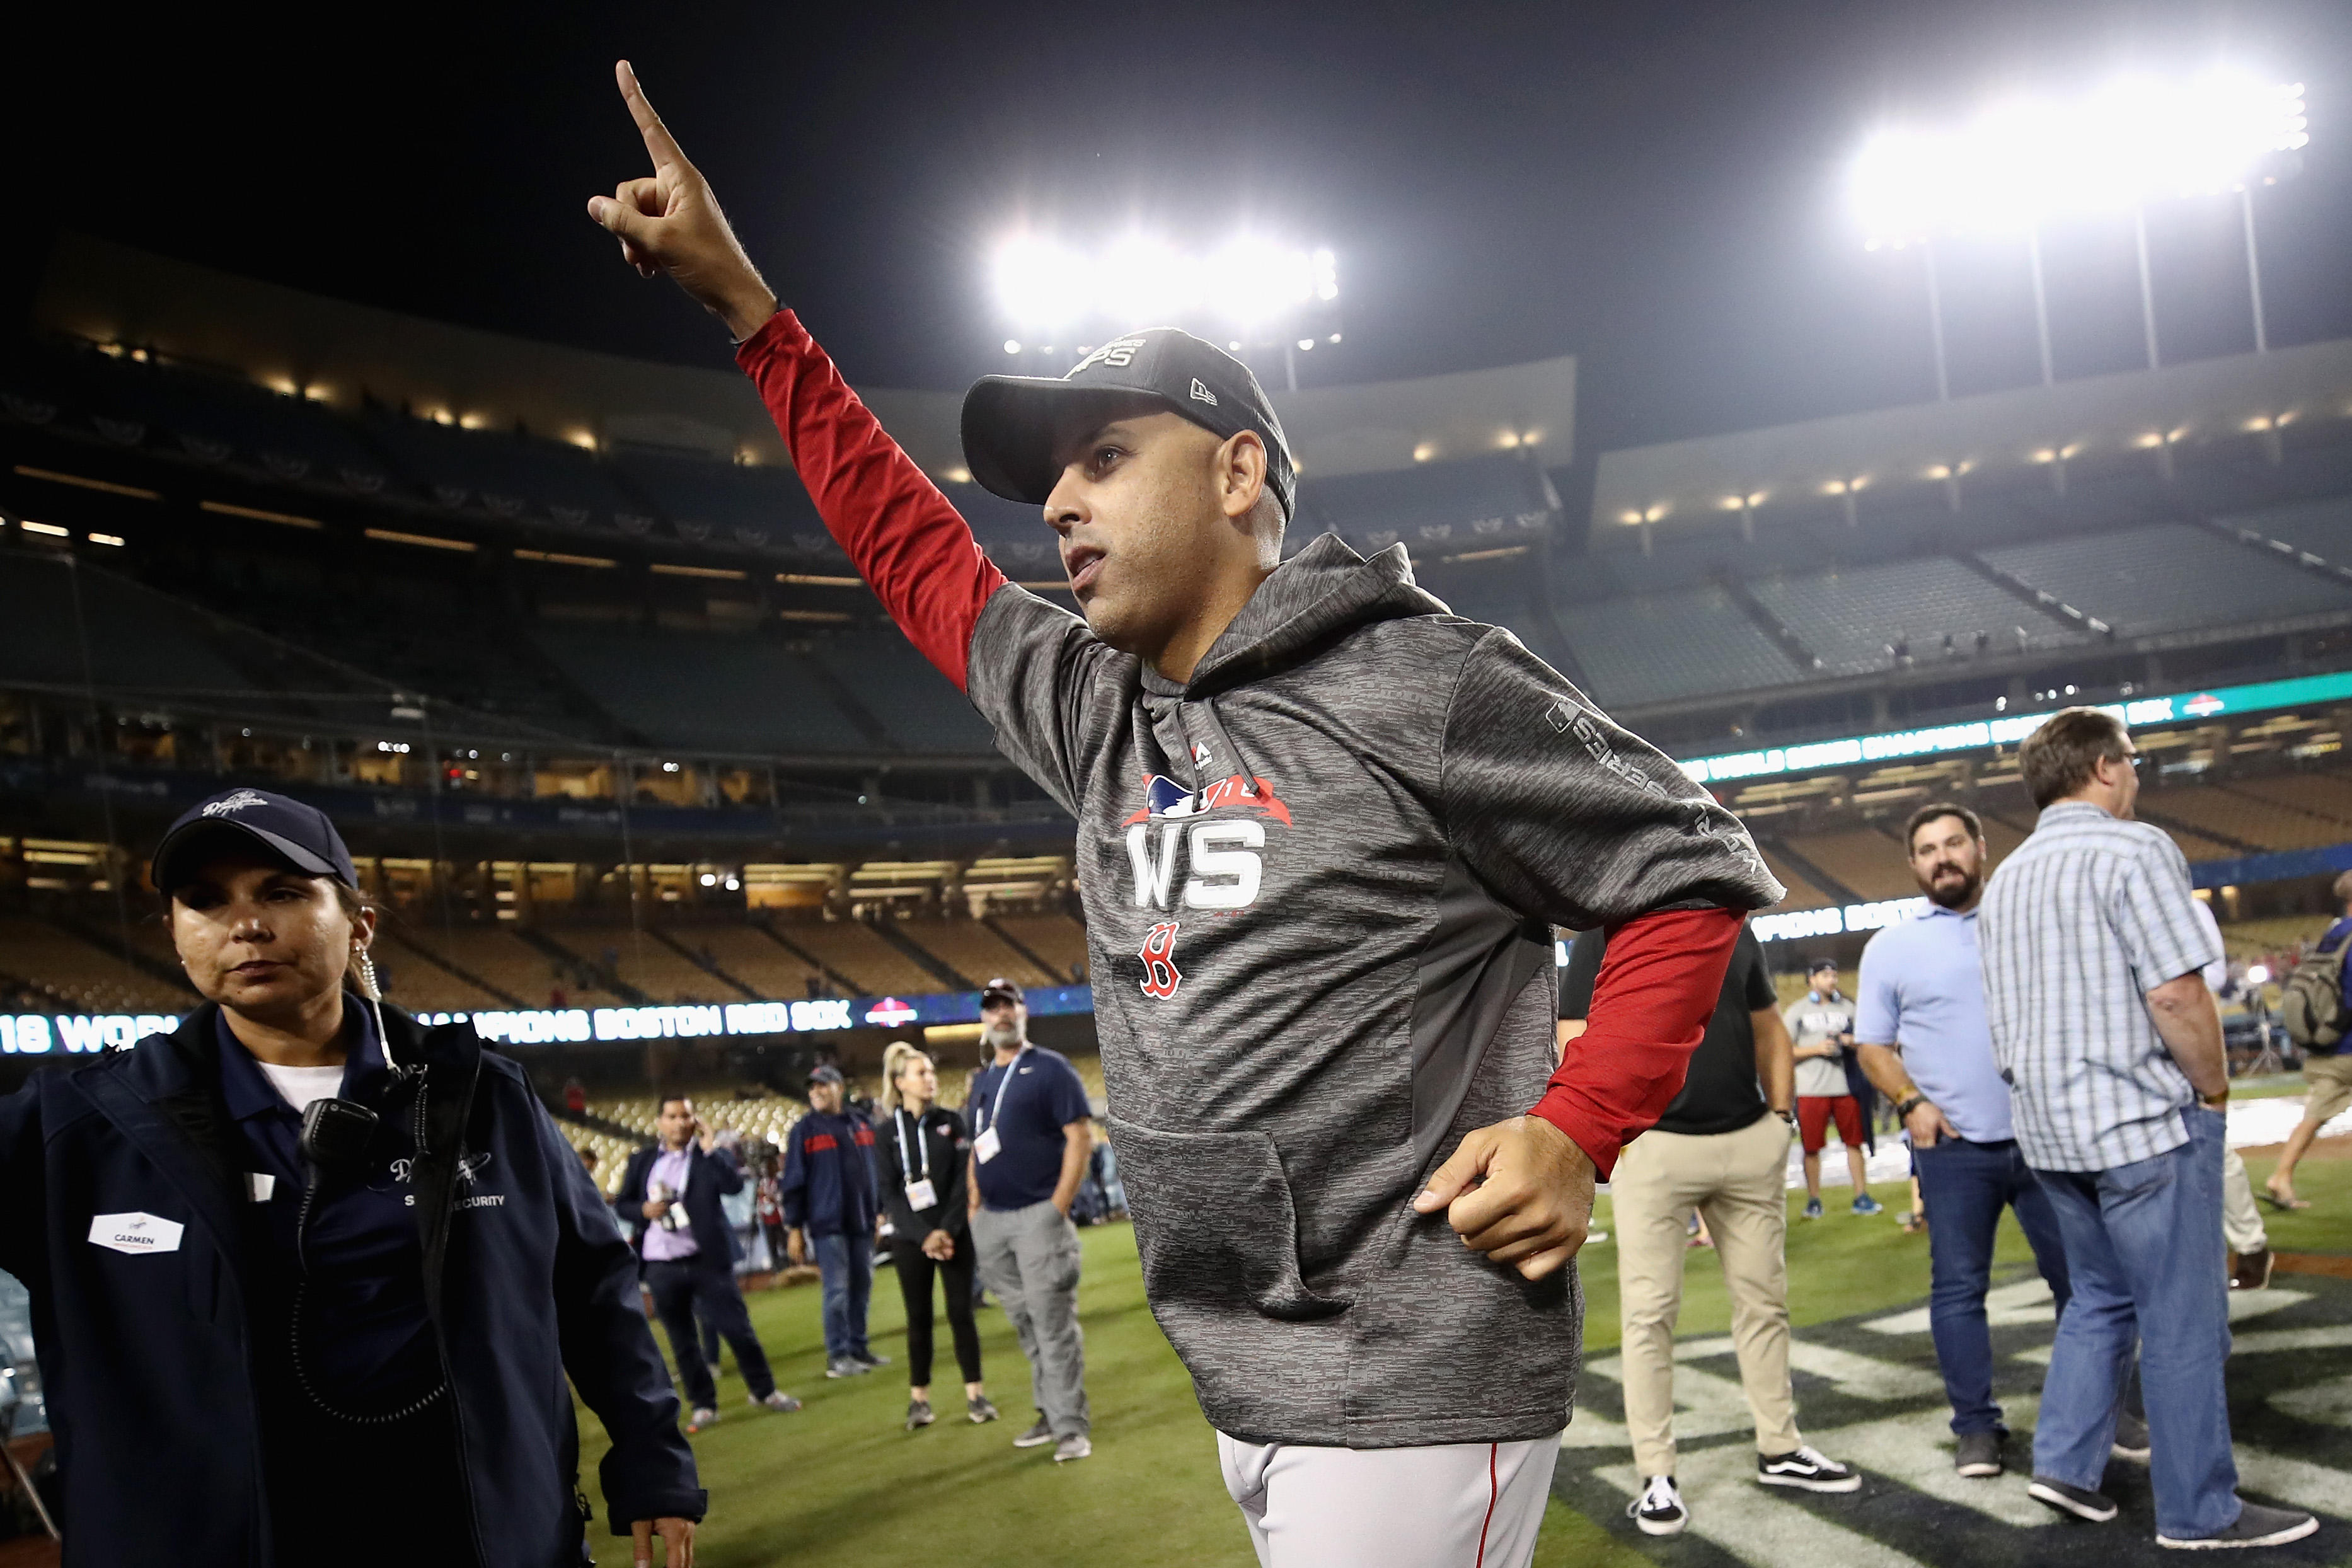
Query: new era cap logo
1189,379,1218,406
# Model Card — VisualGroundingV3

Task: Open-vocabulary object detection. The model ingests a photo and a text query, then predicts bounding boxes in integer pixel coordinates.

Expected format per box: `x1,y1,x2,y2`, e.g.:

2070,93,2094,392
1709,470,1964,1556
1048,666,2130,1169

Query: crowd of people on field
591,977,1123,1460
1565,708,2334,1550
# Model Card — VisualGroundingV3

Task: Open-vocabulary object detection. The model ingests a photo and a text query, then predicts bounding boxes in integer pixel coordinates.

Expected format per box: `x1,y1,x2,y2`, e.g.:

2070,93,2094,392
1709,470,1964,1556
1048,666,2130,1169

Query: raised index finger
614,59,690,174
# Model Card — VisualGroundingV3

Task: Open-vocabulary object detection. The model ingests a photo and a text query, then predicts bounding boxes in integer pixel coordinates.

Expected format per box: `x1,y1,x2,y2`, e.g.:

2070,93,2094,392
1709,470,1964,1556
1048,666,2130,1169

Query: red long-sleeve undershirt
736,309,1005,691
738,309,1743,1175
1528,904,1746,1180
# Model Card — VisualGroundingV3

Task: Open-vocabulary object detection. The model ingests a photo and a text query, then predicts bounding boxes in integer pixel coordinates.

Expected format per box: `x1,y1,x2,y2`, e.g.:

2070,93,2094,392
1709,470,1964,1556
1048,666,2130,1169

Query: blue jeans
812,1231,874,1363
1913,1136,2072,1434
2032,1108,2238,1540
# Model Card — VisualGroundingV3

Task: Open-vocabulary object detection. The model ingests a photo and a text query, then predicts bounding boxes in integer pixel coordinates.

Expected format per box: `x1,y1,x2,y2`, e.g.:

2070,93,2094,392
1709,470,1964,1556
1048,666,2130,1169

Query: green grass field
582,1153,2352,1567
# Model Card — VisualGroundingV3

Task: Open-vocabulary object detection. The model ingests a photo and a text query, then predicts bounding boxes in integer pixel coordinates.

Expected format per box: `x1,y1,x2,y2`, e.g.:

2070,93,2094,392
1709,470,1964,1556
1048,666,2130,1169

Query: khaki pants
1612,1112,1802,1478
2220,1146,2267,1257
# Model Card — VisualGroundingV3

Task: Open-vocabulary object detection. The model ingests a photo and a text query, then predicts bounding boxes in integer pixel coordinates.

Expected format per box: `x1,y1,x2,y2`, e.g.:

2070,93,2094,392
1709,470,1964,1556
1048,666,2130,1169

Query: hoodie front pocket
1109,1117,1347,1324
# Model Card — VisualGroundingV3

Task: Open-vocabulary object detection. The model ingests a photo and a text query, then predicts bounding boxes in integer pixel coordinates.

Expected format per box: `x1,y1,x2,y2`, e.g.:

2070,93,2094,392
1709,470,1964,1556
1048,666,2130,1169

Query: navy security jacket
0,1001,703,1567
778,1109,878,1238
614,1142,745,1268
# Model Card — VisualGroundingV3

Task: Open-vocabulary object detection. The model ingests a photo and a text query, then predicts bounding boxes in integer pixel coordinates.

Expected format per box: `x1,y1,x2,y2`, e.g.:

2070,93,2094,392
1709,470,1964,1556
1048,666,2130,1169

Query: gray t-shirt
1783,991,1855,1099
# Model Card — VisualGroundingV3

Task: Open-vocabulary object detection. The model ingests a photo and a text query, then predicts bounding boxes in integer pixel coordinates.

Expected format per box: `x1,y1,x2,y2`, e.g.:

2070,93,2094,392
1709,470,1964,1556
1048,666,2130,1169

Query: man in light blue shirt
1855,801,2071,1482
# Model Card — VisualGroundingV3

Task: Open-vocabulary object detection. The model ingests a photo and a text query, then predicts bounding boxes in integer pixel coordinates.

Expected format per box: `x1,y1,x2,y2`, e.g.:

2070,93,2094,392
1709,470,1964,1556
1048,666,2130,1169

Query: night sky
24,1,2352,456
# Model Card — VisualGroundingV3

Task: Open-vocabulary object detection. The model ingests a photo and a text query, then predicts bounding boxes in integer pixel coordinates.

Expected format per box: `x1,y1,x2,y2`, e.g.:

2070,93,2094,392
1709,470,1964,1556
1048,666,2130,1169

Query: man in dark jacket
592,64,1777,1562
616,1097,801,1430
779,1065,882,1378
0,1002,703,1567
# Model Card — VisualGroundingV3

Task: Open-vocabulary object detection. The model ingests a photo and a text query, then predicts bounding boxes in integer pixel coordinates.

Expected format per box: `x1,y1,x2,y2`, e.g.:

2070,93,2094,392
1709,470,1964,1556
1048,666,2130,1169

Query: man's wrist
719,282,781,343
1895,1093,1925,1119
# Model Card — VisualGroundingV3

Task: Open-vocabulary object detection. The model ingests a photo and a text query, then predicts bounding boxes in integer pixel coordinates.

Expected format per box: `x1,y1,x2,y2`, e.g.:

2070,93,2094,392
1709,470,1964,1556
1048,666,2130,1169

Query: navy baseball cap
151,788,358,897
960,328,1297,521
1807,958,1840,976
809,1064,846,1087
980,976,1024,1008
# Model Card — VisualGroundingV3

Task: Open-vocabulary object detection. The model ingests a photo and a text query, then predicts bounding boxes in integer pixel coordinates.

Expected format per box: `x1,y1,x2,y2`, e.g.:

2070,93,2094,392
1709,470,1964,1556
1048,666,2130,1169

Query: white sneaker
1053,1433,1093,1463
1627,1475,1688,1536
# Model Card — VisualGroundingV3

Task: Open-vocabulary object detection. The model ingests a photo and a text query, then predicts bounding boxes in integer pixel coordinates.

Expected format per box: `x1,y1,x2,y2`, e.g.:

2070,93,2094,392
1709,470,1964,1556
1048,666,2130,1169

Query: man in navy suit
617,1096,802,1429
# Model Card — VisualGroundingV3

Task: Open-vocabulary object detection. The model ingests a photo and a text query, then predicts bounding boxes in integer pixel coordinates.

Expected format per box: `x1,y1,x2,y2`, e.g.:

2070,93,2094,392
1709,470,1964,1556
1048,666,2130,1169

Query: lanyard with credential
972,1046,1030,1167
979,1046,1032,1136
894,1108,929,1182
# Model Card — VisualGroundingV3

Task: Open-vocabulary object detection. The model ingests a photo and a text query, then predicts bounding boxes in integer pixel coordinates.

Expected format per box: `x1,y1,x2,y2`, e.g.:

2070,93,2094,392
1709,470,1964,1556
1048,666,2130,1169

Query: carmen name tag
88,1212,185,1256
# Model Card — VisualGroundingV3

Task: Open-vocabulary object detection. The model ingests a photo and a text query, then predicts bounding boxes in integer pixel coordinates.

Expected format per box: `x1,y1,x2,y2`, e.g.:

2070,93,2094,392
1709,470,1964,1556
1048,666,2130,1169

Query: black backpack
2279,935,2352,1052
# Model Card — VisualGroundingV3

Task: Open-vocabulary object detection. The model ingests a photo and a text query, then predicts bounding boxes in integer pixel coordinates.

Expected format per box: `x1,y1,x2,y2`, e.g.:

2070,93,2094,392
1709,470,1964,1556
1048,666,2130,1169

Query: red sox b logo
1138,921,1184,1000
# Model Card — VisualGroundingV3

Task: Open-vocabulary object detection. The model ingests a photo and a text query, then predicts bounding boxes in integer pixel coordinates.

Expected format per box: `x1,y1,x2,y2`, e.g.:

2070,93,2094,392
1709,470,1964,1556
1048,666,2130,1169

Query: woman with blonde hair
879,1039,996,1431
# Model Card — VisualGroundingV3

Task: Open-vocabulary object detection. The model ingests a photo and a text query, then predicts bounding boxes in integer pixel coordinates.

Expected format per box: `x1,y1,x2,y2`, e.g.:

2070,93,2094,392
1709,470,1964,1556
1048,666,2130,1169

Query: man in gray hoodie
590,61,1782,1565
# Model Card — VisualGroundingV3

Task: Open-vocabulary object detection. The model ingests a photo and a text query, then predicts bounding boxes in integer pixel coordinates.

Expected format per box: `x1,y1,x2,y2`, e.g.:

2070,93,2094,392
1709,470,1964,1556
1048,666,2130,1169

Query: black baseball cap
979,977,1025,1008
809,1064,846,1087
151,788,359,897
1807,958,1840,976
960,328,1297,521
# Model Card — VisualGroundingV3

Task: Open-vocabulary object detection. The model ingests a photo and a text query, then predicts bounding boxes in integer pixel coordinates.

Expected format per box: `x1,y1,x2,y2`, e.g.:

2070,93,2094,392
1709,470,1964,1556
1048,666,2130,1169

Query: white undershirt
256,1061,347,1115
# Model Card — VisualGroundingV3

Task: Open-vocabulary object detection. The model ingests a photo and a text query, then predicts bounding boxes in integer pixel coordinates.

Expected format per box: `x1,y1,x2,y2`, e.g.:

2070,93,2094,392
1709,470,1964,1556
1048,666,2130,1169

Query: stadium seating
807,629,999,752
1,547,279,701
989,913,1090,981
43,348,394,498
385,924,626,1010
1294,453,1555,546
1977,523,2352,638
2137,784,2352,853
1749,557,2087,676
531,626,877,754
688,923,827,997
1554,585,1807,707
362,409,646,536
2227,773,2352,829
2221,495,2352,565
608,446,831,555
770,918,940,997
535,923,741,1005
1756,847,1836,911
0,915,190,1013
896,919,1059,991
1778,829,1919,901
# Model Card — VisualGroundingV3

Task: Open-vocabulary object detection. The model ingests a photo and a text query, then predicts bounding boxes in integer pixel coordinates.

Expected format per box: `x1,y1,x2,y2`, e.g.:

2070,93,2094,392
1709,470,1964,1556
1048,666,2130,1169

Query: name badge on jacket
904,1177,939,1210
88,1213,185,1256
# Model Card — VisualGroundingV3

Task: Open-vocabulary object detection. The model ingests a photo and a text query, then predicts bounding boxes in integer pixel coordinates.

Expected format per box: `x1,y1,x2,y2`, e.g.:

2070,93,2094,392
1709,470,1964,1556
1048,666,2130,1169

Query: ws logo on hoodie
1121,771,1292,1001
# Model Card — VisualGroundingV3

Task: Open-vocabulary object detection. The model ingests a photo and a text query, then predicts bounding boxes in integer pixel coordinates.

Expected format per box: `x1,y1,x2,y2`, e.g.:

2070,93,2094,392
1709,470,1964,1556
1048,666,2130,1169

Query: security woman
877,1041,996,1432
0,788,703,1567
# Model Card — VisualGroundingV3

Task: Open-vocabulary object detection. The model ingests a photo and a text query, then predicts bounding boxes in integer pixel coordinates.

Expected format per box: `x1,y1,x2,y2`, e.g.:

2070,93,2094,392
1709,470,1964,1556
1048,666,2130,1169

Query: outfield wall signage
1674,669,2352,787
4,984,1097,1054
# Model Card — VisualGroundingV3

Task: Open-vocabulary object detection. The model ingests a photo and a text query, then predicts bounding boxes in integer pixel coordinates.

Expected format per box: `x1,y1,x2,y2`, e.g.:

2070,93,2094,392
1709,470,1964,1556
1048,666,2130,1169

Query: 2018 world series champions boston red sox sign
0,984,1097,1054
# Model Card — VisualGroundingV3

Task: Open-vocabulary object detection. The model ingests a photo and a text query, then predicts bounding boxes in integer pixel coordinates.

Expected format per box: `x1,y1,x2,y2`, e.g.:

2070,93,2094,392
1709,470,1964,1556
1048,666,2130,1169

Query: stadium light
1852,74,2306,244
989,232,1340,386
1853,72,2309,391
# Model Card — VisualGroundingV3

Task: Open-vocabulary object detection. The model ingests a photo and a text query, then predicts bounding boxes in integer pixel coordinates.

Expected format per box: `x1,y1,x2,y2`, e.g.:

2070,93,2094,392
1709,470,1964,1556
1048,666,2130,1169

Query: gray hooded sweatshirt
739,311,1783,1450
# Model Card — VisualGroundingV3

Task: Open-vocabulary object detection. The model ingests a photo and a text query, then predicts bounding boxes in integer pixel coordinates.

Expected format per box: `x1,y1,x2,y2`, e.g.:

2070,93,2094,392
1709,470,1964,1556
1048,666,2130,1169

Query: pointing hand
587,61,779,340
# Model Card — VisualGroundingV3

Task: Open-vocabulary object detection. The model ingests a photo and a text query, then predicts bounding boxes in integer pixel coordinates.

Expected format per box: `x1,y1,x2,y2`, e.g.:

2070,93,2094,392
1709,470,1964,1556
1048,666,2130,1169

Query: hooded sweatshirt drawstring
1179,698,1262,798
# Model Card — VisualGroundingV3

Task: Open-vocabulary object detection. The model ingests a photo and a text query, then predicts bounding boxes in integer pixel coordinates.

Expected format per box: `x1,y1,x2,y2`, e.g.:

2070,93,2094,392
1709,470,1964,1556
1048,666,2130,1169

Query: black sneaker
2113,1412,2152,1462
1955,1429,2003,1478
2030,1477,2119,1523
1012,1416,1055,1449
1758,1446,1860,1492
1627,1475,1688,1536
2158,1502,2319,1550
905,1398,934,1431
967,1395,1001,1424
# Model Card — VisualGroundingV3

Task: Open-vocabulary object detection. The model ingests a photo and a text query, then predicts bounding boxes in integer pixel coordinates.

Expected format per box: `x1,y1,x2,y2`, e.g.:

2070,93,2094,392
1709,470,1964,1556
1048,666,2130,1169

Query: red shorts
1797,1095,1862,1153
